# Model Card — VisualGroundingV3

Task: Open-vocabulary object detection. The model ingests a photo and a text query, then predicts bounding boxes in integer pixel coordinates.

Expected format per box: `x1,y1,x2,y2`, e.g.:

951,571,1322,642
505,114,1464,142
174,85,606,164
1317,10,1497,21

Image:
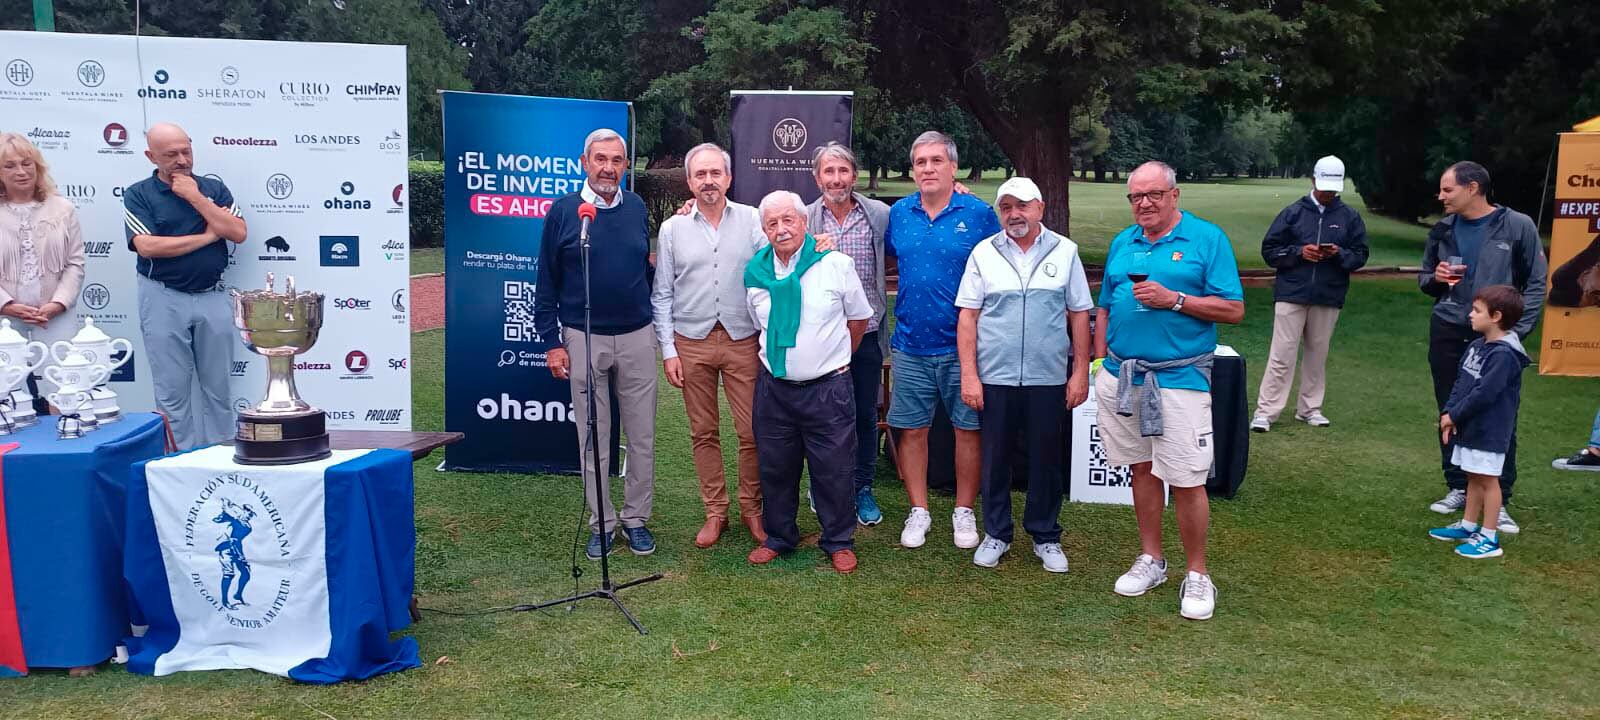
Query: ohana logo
181,473,295,627
772,117,807,154
476,394,575,423
326,181,371,211
138,68,187,100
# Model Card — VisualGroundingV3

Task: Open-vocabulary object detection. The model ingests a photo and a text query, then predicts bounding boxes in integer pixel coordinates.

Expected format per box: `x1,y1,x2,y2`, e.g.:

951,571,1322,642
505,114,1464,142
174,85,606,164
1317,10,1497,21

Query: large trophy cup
232,273,331,465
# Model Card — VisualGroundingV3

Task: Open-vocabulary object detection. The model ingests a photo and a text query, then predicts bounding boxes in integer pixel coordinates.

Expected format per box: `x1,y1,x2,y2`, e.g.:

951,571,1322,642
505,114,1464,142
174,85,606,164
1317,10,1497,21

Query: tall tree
427,0,547,95
866,0,1287,233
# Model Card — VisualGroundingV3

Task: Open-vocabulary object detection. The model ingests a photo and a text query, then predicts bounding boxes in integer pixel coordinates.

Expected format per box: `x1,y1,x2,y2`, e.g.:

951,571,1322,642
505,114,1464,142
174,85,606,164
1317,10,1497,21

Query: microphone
577,202,597,248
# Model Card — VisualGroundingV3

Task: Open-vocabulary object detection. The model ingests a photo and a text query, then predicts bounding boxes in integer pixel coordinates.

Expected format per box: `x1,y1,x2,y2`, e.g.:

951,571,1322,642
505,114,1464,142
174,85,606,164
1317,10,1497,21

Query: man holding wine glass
1094,161,1244,621
1420,161,1547,532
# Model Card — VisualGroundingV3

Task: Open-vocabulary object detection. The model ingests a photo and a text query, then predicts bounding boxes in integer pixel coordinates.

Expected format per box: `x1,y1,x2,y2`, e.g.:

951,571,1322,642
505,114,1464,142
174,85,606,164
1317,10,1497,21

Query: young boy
1429,285,1530,558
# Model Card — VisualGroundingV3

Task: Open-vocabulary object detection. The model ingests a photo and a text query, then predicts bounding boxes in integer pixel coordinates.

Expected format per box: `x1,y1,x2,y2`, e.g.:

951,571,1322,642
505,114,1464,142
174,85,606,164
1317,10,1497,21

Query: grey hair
582,127,627,157
758,190,807,220
683,142,732,178
1128,160,1178,190
812,141,858,174
909,130,958,166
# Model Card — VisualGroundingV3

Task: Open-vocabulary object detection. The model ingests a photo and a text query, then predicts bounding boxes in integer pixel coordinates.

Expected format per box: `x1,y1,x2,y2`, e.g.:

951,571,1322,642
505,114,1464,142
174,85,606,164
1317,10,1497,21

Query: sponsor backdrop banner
0,31,412,429
728,90,852,206
440,91,630,473
1542,131,1600,376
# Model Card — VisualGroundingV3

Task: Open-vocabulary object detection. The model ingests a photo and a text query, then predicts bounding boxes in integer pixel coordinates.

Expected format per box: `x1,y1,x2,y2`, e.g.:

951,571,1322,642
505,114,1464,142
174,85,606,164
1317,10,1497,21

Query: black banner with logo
728,91,853,206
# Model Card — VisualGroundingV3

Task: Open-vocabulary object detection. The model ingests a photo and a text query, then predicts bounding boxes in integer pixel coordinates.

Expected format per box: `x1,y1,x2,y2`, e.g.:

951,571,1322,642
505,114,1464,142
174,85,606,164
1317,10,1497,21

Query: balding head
144,122,195,180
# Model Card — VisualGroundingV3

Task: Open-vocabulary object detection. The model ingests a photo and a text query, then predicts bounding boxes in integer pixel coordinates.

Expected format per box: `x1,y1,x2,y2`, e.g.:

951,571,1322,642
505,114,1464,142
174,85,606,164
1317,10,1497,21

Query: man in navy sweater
533,128,659,560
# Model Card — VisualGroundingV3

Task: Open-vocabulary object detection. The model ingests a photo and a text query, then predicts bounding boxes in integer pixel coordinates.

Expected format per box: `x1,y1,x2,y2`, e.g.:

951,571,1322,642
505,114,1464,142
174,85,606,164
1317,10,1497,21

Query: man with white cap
1250,155,1369,433
955,177,1093,572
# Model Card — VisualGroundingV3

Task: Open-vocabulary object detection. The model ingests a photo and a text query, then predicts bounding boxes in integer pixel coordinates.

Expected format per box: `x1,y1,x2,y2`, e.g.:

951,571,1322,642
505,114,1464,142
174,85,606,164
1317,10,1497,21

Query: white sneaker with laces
1249,415,1271,433
1179,571,1216,620
972,535,1009,567
1497,507,1520,535
900,507,932,548
952,507,980,549
1429,488,1467,514
1113,554,1168,597
1034,543,1068,573
1296,411,1331,427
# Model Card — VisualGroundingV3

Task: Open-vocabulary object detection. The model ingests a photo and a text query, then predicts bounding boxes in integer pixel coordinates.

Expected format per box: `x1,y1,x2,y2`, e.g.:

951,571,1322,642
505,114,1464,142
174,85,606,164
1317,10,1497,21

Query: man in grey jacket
806,142,892,526
1420,161,1548,532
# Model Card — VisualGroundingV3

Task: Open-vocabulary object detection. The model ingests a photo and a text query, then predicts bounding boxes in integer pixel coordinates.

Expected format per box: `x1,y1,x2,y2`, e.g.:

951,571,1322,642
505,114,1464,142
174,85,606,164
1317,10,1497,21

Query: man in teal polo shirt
884,130,1002,551
1093,160,1243,621
123,122,247,450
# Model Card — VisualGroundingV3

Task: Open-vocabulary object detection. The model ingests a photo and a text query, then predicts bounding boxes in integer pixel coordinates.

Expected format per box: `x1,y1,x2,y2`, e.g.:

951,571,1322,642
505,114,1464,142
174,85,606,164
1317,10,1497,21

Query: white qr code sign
502,280,540,342
1071,379,1169,506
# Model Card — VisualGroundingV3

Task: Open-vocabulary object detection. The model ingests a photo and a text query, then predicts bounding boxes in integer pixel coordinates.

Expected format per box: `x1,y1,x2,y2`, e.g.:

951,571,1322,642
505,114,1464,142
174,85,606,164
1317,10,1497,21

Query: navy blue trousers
755,369,858,554
979,383,1066,544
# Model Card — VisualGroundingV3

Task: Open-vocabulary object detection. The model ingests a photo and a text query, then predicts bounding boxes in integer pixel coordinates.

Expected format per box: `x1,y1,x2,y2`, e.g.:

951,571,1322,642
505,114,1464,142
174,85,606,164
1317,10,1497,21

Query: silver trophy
231,272,330,464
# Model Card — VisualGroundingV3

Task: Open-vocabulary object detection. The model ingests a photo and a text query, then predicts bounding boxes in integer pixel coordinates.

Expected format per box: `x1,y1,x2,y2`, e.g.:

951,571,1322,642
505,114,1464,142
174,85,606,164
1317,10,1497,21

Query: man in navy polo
1094,160,1243,621
884,130,1002,551
123,122,247,450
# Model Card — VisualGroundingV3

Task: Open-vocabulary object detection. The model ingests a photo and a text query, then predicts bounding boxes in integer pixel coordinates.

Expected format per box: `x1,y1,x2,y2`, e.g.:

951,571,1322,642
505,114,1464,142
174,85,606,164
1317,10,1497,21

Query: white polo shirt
746,250,873,382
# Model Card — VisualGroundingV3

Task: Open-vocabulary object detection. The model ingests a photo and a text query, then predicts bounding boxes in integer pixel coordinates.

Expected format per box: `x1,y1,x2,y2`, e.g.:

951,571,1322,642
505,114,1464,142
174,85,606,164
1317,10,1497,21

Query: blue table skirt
2,413,166,669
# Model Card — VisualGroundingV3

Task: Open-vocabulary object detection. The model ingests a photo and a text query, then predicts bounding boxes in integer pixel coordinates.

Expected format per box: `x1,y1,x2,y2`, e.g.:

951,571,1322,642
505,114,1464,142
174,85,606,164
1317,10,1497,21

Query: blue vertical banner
441,92,631,472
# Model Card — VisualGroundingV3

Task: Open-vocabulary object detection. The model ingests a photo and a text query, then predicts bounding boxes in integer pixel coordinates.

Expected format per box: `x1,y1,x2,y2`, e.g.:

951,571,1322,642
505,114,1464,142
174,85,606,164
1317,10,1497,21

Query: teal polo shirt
1099,211,1243,392
123,170,239,293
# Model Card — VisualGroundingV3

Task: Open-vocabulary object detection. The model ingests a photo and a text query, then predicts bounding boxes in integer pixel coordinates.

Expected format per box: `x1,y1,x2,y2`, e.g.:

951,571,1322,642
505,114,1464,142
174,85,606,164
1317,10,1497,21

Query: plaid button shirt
820,202,881,332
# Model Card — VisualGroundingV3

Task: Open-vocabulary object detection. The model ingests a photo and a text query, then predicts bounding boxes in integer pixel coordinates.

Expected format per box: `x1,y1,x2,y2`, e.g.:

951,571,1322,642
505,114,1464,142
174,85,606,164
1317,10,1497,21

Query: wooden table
328,430,464,460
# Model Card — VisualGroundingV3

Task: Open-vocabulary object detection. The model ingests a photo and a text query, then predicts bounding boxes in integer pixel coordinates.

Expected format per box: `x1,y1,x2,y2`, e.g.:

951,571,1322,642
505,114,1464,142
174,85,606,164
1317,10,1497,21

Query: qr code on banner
503,281,540,342
1087,423,1133,487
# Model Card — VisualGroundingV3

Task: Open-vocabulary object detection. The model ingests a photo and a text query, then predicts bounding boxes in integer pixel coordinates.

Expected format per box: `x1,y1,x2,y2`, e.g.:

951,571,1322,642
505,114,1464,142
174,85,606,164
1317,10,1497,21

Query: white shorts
1094,369,1213,488
1452,445,1506,476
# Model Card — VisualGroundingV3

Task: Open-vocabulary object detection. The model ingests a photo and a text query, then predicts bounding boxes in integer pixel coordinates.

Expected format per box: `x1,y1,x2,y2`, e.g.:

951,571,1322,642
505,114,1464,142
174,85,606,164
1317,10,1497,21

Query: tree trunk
966,166,983,182
986,112,1073,233
1094,155,1107,183
1004,166,1014,179
867,165,882,191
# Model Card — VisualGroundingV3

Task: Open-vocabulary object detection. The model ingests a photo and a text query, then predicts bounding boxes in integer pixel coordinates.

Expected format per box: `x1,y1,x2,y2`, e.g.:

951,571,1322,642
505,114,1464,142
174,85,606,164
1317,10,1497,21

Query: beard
591,175,619,194
697,185,723,203
1004,222,1031,239
823,187,851,204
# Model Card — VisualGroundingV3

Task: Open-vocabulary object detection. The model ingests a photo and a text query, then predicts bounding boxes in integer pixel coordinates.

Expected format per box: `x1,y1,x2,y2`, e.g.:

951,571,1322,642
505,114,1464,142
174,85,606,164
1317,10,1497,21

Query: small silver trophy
231,273,330,464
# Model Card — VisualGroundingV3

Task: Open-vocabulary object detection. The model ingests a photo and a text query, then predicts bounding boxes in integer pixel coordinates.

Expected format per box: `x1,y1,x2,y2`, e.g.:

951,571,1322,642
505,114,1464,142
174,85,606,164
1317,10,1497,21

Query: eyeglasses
1126,189,1173,205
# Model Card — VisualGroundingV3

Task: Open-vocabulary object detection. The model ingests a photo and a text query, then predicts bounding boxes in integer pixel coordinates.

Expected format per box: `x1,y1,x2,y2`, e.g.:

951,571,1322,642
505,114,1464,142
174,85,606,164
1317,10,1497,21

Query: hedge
407,163,690,248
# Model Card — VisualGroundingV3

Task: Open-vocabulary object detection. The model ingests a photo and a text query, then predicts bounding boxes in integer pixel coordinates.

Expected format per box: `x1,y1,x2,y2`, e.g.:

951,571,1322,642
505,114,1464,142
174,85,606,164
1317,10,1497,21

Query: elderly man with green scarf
744,190,874,573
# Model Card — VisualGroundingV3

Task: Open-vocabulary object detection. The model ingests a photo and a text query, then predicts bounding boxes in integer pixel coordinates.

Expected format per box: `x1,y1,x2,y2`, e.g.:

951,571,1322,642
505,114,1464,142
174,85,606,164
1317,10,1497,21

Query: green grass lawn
410,247,444,276
864,175,1430,269
5,280,1599,718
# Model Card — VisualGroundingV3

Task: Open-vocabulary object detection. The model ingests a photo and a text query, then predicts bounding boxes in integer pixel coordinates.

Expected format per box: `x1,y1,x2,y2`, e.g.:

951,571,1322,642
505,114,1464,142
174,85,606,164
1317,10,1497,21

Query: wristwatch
1171,292,1187,312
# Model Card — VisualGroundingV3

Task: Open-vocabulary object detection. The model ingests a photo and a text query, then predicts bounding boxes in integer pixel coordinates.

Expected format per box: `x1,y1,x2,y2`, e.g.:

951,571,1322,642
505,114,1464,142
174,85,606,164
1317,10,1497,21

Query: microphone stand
514,201,661,634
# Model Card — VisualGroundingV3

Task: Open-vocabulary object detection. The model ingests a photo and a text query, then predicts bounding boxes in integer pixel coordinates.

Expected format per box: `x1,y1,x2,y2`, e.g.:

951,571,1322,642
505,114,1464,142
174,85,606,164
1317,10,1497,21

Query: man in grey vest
652,142,769,549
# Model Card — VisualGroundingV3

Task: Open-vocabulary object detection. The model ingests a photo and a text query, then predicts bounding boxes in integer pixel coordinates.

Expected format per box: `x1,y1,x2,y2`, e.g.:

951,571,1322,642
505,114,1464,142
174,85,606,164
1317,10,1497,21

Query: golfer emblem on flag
182,472,296,628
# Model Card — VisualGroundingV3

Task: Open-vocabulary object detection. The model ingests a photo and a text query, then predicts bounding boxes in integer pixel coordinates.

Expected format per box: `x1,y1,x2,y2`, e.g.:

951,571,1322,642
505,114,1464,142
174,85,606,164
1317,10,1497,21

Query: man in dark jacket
1420,161,1548,532
1251,156,1369,433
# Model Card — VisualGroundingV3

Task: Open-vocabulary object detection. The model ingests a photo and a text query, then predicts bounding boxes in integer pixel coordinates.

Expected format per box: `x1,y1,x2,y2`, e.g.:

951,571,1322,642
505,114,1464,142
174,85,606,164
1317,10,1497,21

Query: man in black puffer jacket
1251,155,1369,433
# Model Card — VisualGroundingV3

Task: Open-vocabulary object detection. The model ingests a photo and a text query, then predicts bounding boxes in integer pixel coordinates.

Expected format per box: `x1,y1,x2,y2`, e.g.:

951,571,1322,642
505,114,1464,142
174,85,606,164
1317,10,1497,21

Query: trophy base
235,410,331,465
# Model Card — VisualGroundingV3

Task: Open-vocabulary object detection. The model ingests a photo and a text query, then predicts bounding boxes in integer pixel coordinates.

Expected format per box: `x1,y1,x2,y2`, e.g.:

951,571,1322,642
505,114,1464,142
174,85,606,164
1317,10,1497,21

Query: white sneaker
1249,415,1271,433
972,535,1009,567
1429,489,1467,514
1295,411,1331,427
1497,507,1520,535
951,507,980,549
1113,554,1168,597
1179,571,1216,620
900,507,932,548
1033,543,1068,573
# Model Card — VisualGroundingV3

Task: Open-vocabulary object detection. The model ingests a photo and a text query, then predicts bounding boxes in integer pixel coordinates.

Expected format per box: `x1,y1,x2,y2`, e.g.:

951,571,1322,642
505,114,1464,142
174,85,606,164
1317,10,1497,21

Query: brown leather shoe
830,549,858,574
748,545,781,564
694,516,728,548
742,515,768,544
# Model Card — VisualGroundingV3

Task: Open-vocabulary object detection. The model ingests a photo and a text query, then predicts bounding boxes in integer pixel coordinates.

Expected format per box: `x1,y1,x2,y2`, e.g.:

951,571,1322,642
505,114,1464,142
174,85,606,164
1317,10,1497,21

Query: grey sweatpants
137,275,235,450
563,325,658,534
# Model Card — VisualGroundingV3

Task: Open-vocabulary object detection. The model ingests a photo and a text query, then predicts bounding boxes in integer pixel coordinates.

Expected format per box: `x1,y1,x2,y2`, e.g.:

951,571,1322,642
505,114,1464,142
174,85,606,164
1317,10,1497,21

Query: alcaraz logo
475,394,573,423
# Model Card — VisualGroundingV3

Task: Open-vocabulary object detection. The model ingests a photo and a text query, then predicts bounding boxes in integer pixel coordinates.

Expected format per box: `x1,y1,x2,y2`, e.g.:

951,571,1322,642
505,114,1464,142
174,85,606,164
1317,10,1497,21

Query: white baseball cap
995,177,1042,204
1313,155,1345,192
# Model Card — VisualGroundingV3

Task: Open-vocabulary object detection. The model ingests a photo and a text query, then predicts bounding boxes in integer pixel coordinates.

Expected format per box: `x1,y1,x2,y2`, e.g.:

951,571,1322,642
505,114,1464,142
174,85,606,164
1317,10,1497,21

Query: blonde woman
0,132,86,347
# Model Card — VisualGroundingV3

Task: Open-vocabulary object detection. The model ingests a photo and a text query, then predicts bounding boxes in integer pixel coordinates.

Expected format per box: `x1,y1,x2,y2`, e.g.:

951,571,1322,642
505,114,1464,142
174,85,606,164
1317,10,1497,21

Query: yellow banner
1542,132,1600,376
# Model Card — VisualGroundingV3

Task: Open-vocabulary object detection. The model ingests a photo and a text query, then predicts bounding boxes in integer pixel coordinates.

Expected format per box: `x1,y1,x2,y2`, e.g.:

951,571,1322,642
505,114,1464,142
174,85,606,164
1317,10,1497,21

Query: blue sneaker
856,486,883,526
624,526,656,556
586,530,616,560
1428,522,1475,542
1455,534,1503,559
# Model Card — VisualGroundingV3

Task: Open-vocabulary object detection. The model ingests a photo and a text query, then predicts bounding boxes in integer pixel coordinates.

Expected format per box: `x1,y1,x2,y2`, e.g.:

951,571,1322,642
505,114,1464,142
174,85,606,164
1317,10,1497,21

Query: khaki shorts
1094,369,1214,488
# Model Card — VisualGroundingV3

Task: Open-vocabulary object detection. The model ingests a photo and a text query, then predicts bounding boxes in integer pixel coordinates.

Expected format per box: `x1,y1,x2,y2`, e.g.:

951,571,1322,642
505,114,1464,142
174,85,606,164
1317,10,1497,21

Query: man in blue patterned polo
884,131,1002,551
